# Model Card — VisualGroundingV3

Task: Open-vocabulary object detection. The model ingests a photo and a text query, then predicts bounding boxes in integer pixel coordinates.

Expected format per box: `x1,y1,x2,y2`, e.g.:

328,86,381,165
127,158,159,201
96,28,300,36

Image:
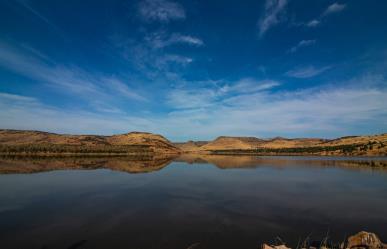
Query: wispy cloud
111,33,196,80
162,54,193,65
0,41,146,104
103,78,147,101
2,75,386,140
222,78,280,94
165,76,387,139
138,0,186,23
323,2,347,16
0,92,39,103
145,32,204,49
14,0,66,38
168,34,204,46
258,0,288,37
167,88,217,109
305,2,347,28
285,66,331,78
167,78,280,109
288,39,316,53
306,19,320,27
0,92,151,135
0,42,95,94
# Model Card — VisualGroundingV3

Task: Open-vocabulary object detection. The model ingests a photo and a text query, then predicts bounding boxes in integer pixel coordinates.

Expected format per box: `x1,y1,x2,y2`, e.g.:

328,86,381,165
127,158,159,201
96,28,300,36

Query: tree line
0,144,153,155
209,142,385,155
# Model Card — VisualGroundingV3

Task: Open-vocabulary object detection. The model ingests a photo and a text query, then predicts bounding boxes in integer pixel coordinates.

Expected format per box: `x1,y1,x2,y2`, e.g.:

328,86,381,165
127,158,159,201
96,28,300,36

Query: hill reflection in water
0,154,386,174
0,155,176,174
176,154,387,171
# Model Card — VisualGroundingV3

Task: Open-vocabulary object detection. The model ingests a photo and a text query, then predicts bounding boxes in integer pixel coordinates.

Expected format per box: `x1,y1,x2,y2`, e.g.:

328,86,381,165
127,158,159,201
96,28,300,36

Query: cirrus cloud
305,2,347,28
258,0,288,38
145,32,204,49
138,0,186,23
288,39,316,53
323,3,347,16
286,66,331,78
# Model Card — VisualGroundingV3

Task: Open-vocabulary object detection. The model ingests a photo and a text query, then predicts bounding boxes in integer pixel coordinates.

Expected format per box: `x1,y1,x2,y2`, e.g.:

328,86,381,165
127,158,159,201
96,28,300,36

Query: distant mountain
0,129,180,155
176,134,387,156
199,136,263,151
173,140,209,152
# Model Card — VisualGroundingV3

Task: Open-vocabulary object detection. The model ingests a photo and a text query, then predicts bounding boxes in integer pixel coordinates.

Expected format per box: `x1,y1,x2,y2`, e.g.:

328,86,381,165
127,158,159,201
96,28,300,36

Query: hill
177,134,387,156
0,130,180,155
173,140,209,152
1,129,386,156
200,136,264,150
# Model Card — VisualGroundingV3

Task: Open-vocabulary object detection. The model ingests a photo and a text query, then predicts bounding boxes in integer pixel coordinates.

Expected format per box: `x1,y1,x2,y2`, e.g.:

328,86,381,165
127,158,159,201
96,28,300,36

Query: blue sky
0,0,386,141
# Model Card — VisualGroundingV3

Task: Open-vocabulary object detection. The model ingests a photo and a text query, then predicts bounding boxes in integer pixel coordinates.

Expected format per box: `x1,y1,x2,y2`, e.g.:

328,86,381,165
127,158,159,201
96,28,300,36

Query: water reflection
177,154,387,171
0,155,176,174
0,155,386,249
0,154,386,174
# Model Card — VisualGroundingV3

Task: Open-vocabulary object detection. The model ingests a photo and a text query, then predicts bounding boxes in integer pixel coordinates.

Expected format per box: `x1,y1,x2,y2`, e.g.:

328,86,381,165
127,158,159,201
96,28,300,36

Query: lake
0,155,386,249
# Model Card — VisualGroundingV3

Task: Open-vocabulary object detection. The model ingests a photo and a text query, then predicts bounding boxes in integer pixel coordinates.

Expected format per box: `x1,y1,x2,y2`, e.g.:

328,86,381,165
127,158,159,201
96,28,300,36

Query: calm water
0,155,386,249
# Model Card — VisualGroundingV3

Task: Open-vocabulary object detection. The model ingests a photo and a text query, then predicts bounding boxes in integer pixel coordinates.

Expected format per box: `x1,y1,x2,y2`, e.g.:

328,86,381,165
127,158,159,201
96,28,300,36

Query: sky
0,0,386,141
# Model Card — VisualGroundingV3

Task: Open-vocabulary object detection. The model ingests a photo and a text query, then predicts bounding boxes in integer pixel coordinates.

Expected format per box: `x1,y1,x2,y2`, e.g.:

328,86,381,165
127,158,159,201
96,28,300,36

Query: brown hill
260,137,327,148
173,140,209,152
177,134,387,156
200,136,264,150
0,129,180,154
1,129,386,156
321,134,387,146
107,132,180,154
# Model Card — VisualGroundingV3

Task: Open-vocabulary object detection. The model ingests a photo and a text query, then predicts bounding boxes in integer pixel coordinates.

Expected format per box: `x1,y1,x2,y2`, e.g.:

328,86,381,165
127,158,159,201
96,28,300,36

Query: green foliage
0,144,153,155
210,144,363,155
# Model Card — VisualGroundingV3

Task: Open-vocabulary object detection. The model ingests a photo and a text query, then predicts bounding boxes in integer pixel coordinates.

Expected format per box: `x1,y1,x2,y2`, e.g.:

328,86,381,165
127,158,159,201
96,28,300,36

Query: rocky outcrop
262,245,291,249
261,232,386,249
346,231,387,249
